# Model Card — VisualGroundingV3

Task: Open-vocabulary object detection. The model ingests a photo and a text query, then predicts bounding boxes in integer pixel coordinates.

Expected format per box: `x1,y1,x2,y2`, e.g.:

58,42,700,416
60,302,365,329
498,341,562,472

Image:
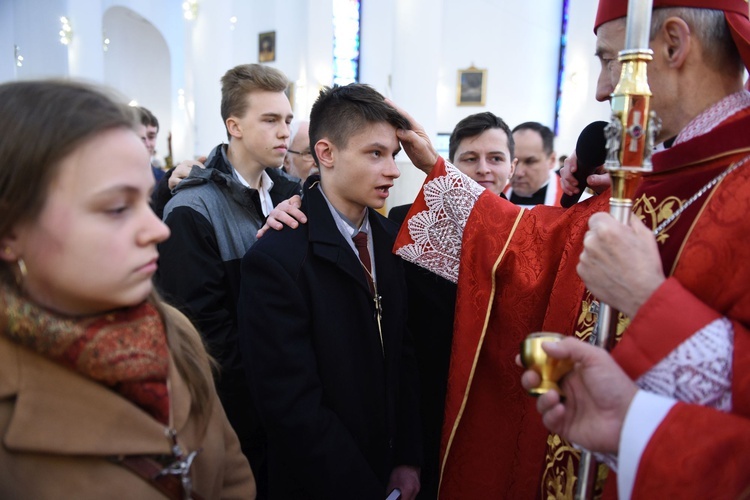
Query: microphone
560,120,608,208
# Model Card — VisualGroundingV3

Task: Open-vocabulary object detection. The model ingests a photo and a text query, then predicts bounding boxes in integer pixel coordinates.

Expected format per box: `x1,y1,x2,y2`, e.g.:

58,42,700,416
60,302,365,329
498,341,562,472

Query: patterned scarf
0,283,170,424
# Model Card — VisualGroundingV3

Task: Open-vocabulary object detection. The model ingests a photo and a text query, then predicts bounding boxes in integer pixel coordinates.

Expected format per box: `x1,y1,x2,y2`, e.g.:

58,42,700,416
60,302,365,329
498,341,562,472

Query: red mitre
594,0,750,69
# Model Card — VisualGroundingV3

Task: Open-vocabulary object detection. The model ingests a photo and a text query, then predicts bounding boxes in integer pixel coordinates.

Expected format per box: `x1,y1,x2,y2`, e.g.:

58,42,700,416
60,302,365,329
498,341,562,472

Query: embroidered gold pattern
542,432,610,500
617,313,631,337
542,434,579,500
633,193,684,243
542,294,630,496
576,296,597,342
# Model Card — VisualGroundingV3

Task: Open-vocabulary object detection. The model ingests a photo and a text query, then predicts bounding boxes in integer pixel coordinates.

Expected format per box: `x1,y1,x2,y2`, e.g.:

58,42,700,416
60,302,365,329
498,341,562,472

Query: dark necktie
353,231,385,356
352,232,374,294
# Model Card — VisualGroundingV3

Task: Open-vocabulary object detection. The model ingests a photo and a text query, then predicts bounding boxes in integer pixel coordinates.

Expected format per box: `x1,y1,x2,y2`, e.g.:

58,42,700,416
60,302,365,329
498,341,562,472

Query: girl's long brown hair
0,80,215,422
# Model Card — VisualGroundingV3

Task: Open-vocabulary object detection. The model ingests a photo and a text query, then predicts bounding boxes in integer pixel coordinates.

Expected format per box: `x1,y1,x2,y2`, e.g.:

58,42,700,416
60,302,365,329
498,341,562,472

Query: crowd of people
1,0,749,499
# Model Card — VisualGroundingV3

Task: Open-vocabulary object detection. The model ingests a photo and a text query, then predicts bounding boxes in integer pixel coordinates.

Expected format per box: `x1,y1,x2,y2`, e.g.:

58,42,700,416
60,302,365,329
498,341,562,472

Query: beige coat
0,322,255,499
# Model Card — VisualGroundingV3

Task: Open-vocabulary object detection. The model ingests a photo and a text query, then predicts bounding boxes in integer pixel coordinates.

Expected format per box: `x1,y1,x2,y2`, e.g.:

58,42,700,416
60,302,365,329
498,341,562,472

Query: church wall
1,0,609,192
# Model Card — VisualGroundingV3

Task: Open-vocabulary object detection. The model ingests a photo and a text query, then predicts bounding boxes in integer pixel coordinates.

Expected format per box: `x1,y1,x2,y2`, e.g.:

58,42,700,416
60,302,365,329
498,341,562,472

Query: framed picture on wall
259,31,276,63
457,66,487,106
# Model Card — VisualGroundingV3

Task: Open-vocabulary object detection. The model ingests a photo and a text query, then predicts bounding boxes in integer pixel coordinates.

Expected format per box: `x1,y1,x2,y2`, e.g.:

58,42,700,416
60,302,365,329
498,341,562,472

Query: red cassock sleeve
632,403,750,499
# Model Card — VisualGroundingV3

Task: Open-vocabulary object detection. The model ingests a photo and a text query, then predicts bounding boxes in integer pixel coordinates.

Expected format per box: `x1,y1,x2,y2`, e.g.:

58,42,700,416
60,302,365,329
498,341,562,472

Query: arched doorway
103,6,172,166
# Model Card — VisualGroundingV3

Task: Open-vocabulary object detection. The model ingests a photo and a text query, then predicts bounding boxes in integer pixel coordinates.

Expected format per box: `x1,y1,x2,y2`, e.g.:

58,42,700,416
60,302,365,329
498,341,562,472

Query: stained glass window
554,0,570,135
333,0,361,86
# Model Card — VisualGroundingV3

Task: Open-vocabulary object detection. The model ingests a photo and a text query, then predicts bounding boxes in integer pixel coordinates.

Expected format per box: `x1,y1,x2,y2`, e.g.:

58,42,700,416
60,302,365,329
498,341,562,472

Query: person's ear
0,230,22,263
509,157,518,179
548,152,557,171
659,17,691,68
226,116,242,139
315,139,335,171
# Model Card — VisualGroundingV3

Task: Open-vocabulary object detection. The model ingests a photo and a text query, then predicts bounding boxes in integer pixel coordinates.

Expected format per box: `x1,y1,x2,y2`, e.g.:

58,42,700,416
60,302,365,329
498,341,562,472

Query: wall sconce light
59,16,73,45
230,16,237,30
103,31,111,52
14,45,23,67
182,1,198,20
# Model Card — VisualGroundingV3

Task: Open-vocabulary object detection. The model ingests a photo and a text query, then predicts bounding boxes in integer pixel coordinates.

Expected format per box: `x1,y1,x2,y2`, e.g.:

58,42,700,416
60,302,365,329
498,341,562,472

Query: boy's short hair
309,84,411,164
449,112,514,162
136,106,159,131
220,64,289,138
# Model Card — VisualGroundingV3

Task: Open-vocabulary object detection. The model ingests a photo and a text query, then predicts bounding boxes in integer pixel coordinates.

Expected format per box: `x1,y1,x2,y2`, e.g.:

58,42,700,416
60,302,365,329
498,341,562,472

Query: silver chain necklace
652,153,750,236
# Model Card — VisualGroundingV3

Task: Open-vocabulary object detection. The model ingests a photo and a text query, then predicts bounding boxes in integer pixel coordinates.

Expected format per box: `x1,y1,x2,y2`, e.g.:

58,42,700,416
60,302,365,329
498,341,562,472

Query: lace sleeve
594,316,734,472
395,161,485,283
636,316,733,411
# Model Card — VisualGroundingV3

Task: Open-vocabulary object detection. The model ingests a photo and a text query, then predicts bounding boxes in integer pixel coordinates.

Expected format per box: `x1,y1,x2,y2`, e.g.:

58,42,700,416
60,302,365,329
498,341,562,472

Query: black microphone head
575,120,608,169
560,120,608,208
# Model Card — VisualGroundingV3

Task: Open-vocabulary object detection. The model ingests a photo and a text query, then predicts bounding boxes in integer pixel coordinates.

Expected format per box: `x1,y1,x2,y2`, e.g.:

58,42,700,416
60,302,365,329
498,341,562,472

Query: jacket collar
303,179,395,295
0,336,191,456
173,144,301,208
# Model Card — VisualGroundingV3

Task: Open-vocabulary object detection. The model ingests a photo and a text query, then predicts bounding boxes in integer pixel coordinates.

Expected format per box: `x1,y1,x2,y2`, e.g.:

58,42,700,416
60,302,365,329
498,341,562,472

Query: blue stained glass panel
333,0,361,86
555,0,570,135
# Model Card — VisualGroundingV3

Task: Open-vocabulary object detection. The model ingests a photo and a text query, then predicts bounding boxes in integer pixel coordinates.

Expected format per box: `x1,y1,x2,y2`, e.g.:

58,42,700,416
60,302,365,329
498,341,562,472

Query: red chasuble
394,108,750,499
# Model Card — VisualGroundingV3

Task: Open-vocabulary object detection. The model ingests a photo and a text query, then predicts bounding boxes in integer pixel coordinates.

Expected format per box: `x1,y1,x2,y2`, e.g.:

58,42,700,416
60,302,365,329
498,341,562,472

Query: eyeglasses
288,149,314,160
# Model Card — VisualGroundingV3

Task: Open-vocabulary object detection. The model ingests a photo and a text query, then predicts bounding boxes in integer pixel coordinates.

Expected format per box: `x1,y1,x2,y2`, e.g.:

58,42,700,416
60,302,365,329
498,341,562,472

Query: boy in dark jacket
239,84,422,499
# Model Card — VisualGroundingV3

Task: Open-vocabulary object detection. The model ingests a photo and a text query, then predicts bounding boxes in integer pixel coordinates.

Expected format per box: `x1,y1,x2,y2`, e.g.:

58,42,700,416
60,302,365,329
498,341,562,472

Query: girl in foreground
0,80,255,499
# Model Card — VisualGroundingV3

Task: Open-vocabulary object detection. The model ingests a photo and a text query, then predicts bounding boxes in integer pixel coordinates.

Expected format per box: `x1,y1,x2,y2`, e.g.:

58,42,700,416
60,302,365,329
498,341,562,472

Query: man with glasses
283,120,318,183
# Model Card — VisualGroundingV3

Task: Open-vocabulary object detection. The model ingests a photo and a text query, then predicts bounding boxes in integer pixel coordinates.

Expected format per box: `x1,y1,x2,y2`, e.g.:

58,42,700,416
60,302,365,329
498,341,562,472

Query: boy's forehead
347,121,399,143
320,119,393,143
244,90,291,111
459,127,510,151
